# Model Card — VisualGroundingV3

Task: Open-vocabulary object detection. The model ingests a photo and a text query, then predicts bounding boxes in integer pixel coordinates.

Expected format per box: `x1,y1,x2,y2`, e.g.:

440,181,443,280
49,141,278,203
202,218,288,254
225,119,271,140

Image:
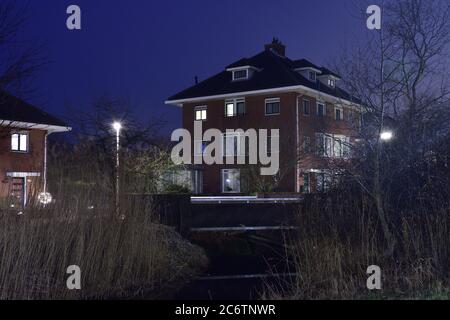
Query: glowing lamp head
380,131,393,141
113,122,122,132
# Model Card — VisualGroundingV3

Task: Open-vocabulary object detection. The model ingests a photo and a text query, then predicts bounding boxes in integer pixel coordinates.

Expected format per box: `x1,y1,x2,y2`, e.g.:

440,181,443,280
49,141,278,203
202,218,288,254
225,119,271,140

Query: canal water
175,229,297,300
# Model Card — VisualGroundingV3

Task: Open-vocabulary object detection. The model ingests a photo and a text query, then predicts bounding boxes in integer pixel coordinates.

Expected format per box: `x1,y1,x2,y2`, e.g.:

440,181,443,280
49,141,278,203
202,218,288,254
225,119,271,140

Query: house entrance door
11,177,26,208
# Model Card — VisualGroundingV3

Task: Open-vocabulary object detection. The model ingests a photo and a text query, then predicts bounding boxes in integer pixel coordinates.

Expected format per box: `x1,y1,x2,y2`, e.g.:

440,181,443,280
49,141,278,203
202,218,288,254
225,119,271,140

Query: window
222,169,240,193
303,99,310,116
316,133,350,158
316,102,326,117
266,133,280,155
309,71,316,82
194,106,207,121
301,173,311,193
232,69,248,81
225,98,245,117
11,132,28,152
328,78,335,87
194,140,207,156
302,136,311,153
222,132,246,157
333,135,350,158
316,172,333,193
335,107,343,121
265,98,280,115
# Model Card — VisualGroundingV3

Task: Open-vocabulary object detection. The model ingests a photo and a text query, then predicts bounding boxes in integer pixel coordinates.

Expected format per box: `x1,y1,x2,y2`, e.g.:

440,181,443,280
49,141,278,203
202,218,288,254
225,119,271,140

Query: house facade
166,39,361,195
0,92,70,208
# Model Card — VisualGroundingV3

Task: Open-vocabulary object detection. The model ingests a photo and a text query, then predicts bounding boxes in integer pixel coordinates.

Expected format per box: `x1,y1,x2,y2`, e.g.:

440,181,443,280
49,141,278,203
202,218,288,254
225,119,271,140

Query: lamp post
113,122,122,216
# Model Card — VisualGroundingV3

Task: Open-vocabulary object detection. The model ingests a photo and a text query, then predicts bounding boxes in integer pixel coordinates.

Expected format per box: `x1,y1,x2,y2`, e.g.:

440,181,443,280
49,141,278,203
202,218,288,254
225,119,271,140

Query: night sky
21,0,373,136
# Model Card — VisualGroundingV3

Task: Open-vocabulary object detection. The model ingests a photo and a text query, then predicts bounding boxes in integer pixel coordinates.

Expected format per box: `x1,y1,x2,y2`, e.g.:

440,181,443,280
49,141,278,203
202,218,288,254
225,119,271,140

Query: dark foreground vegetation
265,187,450,300
0,190,207,299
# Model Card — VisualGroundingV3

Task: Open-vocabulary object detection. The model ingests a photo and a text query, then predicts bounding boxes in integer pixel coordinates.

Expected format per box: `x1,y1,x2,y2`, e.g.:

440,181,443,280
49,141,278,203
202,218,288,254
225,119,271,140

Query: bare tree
334,0,450,256
0,1,45,96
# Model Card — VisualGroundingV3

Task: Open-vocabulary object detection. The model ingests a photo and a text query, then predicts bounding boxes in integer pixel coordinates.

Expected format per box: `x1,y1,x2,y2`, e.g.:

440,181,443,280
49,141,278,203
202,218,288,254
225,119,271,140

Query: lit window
194,106,207,121
335,107,343,121
265,98,280,115
232,69,248,81
328,78,335,87
222,132,246,157
11,132,28,152
303,99,310,116
225,98,245,117
309,71,316,82
222,169,240,193
316,133,350,158
315,133,333,157
316,102,326,117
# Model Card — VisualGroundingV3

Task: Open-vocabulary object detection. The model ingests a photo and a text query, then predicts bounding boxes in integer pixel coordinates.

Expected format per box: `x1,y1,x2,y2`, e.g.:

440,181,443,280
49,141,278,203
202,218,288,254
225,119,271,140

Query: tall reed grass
265,190,450,299
0,143,207,299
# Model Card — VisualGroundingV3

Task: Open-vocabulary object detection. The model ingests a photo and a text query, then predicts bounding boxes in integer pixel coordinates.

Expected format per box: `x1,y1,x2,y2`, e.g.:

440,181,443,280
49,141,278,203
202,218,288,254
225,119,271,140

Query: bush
163,184,191,194
265,187,450,299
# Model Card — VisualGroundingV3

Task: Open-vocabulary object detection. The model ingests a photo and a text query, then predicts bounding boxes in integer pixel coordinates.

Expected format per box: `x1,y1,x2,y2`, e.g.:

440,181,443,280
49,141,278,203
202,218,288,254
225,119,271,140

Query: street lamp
380,131,393,141
113,122,122,216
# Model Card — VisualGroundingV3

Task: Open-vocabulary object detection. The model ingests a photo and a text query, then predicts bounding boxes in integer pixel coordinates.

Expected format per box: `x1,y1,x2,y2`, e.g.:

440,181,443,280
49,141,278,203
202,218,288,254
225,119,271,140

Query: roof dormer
318,74,340,88
295,67,322,83
226,65,260,82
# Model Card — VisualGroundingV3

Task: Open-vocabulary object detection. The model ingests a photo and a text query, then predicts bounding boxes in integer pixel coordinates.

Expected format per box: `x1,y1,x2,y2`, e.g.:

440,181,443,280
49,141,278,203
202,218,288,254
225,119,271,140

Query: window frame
309,71,317,82
194,140,207,156
316,102,326,117
221,169,241,193
316,132,350,158
194,106,207,121
225,98,245,117
265,98,280,116
302,135,311,153
11,131,29,153
222,132,247,157
328,78,335,87
303,99,310,116
335,106,343,121
232,69,248,81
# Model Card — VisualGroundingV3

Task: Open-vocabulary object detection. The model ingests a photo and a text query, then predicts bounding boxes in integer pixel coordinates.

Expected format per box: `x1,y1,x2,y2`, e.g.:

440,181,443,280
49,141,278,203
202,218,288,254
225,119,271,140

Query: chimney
264,37,286,57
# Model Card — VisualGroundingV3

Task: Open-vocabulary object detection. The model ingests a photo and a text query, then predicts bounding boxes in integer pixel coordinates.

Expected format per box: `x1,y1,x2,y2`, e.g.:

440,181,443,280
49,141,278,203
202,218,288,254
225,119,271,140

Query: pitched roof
167,49,356,103
0,92,68,127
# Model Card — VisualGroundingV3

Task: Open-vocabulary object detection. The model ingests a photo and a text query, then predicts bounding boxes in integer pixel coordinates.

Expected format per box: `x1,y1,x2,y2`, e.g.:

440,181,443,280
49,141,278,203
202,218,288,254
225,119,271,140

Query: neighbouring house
0,92,71,208
166,39,361,194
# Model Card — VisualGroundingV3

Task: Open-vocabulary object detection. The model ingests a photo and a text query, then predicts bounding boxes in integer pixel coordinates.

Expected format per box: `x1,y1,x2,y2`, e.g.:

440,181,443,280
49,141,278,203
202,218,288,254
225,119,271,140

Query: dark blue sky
22,0,371,134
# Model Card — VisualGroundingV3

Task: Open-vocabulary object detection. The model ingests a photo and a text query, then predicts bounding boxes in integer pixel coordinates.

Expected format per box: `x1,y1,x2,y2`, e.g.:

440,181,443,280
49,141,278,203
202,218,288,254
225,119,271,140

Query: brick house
0,92,71,207
166,39,361,194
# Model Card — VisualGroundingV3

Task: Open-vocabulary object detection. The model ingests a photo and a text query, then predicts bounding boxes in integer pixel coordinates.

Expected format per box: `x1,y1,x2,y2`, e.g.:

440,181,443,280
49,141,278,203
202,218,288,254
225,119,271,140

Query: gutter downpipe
296,93,304,193
43,131,51,194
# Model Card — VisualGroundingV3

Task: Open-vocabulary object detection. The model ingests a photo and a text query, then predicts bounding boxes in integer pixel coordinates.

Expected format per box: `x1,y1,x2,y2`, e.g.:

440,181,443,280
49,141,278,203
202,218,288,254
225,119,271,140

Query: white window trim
222,132,246,157
225,98,245,117
11,131,29,153
316,102,326,117
315,132,351,159
334,106,343,121
221,169,241,193
328,78,335,87
194,106,207,121
303,99,310,116
265,98,280,116
232,69,249,81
